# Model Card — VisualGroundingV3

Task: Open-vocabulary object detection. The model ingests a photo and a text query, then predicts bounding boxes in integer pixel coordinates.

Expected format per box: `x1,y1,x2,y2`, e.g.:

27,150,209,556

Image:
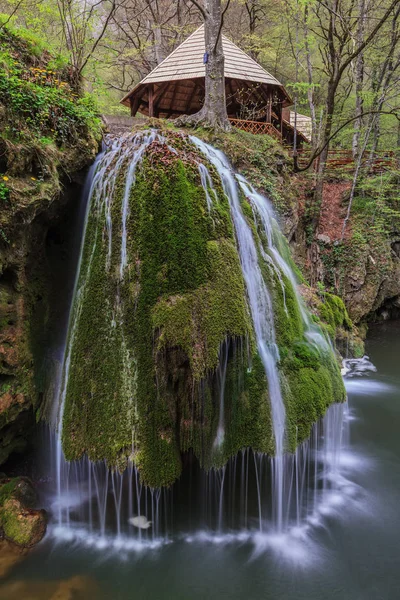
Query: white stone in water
128,515,152,529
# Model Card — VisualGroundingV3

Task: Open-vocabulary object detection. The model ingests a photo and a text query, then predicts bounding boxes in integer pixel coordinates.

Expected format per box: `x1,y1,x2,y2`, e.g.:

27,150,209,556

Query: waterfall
51,132,170,547
236,175,329,352
191,137,297,531
213,339,230,449
47,131,349,551
120,130,156,278
198,162,218,212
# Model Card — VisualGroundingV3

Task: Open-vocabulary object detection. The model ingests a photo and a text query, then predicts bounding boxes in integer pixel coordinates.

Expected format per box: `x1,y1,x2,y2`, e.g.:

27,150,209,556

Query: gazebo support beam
148,84,154,118
129,86,147,116
266,90,272,123
153,82,170,116
185,79,198,114
130,95,141,117
226,78,235,113
169,82,180,115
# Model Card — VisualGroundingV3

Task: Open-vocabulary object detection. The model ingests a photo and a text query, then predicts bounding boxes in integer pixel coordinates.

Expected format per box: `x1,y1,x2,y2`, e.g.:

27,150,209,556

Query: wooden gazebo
121,26,310,145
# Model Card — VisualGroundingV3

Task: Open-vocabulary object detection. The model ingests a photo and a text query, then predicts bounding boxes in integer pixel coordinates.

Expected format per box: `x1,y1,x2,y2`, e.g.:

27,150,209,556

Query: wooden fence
229,118,282,141
292,149,398,174
228,119,398,174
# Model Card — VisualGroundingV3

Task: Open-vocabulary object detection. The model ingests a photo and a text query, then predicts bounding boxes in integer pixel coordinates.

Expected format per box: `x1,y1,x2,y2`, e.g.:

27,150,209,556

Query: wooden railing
291,148,398,174
229,118,282,141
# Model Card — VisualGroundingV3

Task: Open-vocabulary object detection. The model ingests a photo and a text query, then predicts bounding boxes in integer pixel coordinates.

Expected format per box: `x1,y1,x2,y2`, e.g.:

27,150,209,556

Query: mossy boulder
0,477,47,547
61,129,345,487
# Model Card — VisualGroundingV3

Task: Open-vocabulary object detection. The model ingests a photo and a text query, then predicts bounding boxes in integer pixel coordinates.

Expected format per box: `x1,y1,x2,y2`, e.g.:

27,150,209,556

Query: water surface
1,321,399,600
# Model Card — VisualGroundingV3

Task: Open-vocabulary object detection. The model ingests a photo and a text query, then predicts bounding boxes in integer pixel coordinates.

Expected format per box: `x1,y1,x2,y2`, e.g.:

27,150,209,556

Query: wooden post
130,96,140,117
148,84,154,118
276,101,282,132
153,82,169,117
266,91,272,123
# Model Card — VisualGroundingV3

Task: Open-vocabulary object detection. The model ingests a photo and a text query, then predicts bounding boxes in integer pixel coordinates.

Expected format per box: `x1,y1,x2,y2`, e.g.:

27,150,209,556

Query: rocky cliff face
288,174,400,325
0,26,100,466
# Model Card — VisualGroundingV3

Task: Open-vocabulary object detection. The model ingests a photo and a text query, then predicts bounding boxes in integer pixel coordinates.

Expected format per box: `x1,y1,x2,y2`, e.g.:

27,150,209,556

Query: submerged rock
0,575,101,600
0,539,27,578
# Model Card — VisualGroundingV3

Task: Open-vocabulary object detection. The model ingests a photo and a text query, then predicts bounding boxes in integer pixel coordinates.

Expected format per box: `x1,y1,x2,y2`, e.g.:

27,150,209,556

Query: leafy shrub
0,181,9,202
0,27,101,146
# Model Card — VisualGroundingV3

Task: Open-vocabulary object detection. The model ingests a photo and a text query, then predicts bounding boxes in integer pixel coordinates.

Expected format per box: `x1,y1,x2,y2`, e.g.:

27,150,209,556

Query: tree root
175,108,232,133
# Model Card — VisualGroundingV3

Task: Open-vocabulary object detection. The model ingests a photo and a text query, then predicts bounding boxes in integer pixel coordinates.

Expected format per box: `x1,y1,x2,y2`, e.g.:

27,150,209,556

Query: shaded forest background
1,0,399,155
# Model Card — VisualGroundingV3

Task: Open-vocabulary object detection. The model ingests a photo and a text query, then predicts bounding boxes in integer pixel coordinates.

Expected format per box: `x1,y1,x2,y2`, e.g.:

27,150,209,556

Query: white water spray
120,131,157,278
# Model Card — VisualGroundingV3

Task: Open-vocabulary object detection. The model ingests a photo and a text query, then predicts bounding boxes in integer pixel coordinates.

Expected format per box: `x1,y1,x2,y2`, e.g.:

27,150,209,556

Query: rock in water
128,515,152,529
0,477,47,547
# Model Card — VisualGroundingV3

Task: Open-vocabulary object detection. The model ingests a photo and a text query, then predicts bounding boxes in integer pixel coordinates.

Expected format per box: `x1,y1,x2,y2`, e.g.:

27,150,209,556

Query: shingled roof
121,25,291,113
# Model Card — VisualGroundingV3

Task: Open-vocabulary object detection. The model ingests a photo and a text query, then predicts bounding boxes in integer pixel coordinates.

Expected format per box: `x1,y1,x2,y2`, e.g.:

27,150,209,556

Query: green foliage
0,26,101,146
0,181,9,202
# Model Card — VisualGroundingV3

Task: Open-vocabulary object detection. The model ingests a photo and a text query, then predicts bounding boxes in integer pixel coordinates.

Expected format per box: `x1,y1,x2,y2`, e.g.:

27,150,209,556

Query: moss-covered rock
318,293,352,336
152,238,252,379
0,26,102,467
60,129,345,487
0,477,47,547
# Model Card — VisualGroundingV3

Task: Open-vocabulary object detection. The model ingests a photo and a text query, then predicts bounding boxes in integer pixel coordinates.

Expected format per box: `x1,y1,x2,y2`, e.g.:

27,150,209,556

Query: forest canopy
0,0,399,155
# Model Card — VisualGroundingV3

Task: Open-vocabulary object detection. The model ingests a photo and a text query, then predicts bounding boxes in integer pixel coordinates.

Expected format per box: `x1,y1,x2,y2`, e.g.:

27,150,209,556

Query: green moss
243,197,346,450
223,352,274,458
318,293,352,337
61,159,135,464
152,239,252,379
282,347,346,450
0,477,45,546
1,500,28,545
60,130,346,487
0,479,18,504
61,146,250,485
0,497,43,546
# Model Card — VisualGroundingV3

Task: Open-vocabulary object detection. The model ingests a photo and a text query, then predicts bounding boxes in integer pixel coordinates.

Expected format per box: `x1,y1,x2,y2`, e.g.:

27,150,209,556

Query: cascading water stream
190,136,287,531
46,131,354,553
236,175,329,352
120,130,156,278
189,137,348,535
198,162,218,213
213,340,230,449
52,132,169,546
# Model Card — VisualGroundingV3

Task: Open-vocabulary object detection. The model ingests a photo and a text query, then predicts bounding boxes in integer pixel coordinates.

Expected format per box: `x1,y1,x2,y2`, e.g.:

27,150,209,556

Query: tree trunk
153,23,164,65
397,119,400,156
304,11,317,150
176,0,231,132
312,80,336,221
352,0,367,158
